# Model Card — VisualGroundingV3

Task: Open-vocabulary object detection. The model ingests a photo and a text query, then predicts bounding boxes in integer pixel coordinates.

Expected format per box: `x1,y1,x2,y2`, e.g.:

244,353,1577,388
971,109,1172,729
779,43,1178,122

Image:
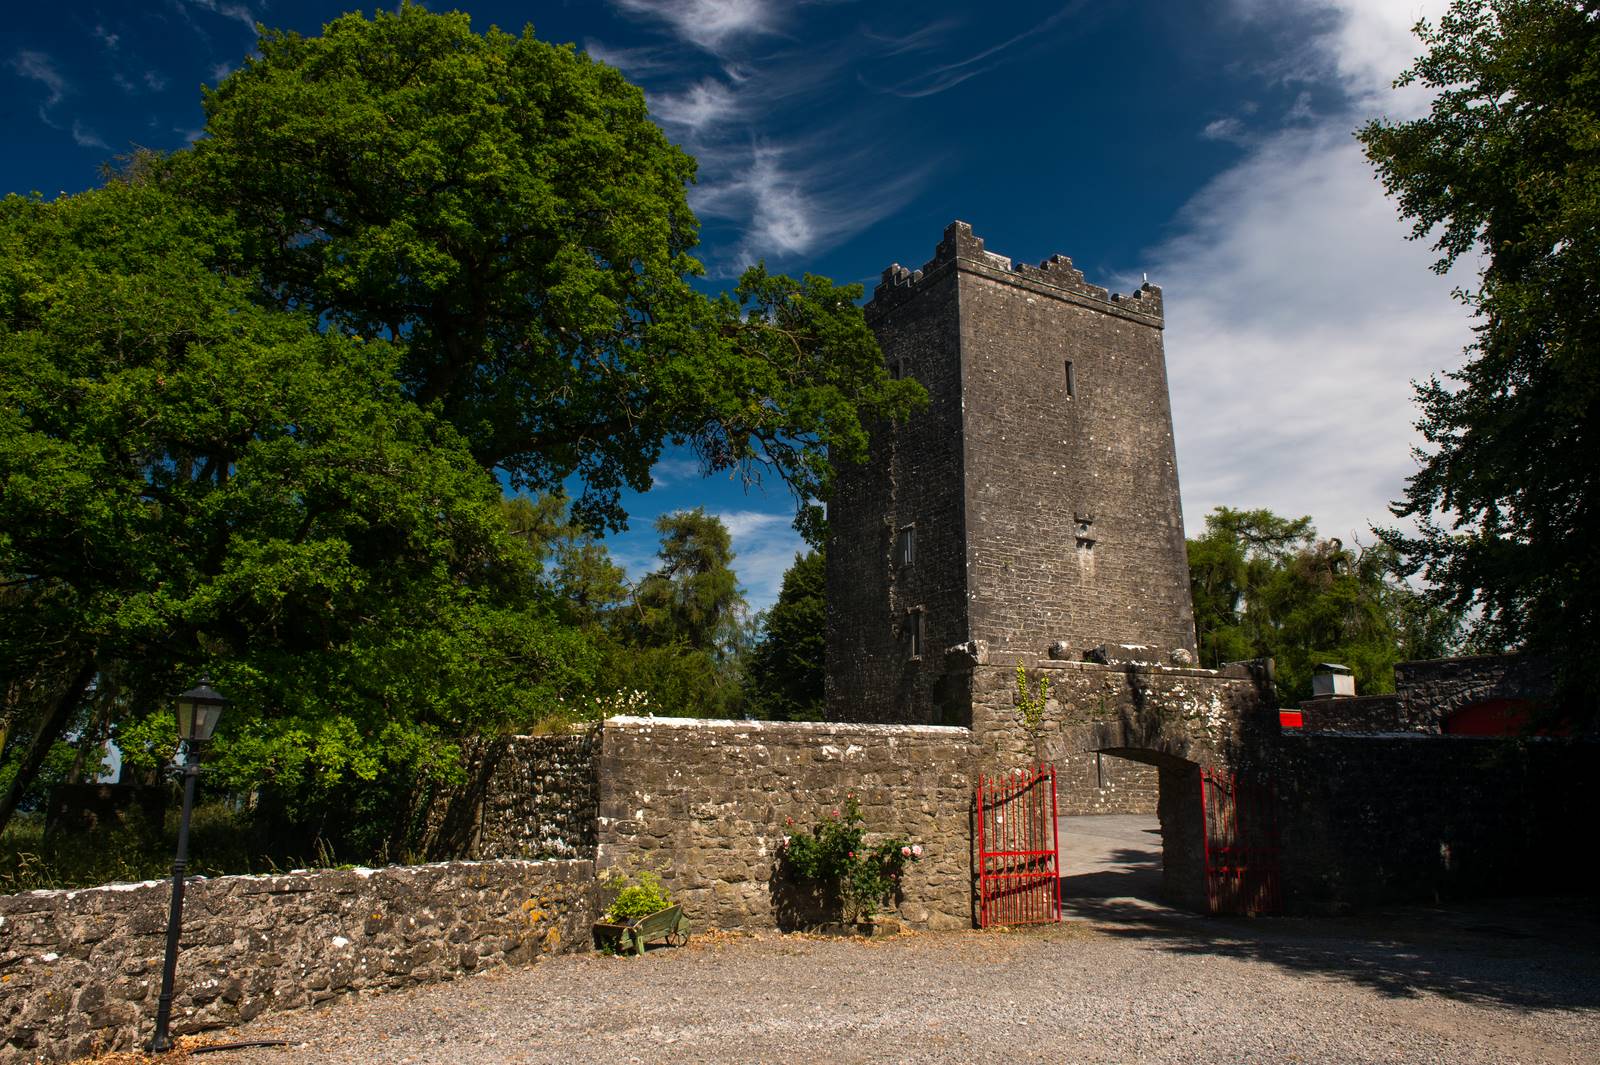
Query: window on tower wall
907,608,925,660
897,524,916,568
1065,359,1077,398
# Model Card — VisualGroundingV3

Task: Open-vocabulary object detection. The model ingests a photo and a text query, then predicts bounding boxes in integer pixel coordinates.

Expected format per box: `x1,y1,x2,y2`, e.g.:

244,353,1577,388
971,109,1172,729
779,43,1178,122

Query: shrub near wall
0,859,596,1064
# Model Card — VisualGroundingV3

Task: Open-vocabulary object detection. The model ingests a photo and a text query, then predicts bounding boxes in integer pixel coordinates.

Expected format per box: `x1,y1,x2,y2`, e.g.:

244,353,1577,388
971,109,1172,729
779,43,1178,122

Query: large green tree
0,177,593,835
1358,0,1600,716
1188,508,1460,702
744,549,827,721
182,4,924,534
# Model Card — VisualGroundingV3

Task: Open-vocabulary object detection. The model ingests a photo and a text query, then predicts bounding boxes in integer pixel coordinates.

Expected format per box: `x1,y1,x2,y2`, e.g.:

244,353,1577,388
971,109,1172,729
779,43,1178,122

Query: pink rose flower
911,844,924,858
900,846,912,858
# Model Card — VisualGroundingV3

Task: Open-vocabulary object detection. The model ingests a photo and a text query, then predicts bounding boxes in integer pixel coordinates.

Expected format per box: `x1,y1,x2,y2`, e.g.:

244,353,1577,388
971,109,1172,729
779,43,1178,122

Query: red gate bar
1199,767,1281,915
976,763,1061,927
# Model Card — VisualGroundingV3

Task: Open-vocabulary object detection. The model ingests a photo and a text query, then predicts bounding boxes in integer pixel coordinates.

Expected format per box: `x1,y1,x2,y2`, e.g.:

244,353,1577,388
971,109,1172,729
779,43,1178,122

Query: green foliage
781,795,920,922
1,3,931,844
1015,667,1050,732
0,175,599,837
604,870,673,921
608,508,751,719
744,550,827,721
1187,507,1461,702
1358,1,1600,718
184,3,924,536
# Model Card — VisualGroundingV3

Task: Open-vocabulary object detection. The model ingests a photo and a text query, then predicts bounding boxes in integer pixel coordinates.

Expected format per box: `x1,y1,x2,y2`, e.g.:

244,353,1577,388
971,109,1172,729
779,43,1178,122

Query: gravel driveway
147,896,1597,1065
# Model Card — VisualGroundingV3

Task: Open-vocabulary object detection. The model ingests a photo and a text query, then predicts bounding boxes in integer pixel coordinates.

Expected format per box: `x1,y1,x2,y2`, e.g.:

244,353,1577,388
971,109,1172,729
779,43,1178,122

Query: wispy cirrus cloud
864,2,1087,99
610,0,780,55
180,0,260,36
10,50,68,123
596,2,970,268
70,120,109,149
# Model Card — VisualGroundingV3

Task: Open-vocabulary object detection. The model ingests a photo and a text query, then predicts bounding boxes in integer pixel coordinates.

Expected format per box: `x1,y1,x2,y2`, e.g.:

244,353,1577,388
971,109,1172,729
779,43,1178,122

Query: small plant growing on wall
780,795,922,923
1016,666,1050,732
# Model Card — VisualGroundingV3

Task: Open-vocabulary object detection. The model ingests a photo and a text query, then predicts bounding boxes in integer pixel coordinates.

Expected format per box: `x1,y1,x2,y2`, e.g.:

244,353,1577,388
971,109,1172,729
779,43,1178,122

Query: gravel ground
133,896,1597,1065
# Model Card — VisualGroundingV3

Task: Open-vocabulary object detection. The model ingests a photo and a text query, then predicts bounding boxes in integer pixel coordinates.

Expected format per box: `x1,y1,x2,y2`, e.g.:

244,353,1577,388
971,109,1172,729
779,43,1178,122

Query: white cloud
9,50,67,121
182,0,260,36
1201,117,1248,143
610,0,779,55
649,457,704,488
651,78,742,134
712,510,803,610
1149,0,1468,544
70,120,109,150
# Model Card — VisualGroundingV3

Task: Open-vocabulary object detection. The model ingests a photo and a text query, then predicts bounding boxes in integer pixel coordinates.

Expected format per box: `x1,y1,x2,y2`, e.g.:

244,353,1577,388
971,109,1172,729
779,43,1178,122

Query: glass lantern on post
149,679,228,1054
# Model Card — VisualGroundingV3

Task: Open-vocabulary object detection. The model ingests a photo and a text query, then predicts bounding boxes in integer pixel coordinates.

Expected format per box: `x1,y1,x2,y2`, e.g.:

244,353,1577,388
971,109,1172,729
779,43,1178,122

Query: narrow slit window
1065,359,1077,398
890,357,909,380
907,609,925,659
897,524,916,568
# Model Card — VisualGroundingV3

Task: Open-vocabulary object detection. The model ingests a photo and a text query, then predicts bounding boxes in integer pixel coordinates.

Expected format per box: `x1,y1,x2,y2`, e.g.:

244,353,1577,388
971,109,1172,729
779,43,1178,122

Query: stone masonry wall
422,733,598,861
595,717,976,931
1394,654,1554,729
0,859,596,1065
827,262,969,724
1269,735,1592,912
952,226,1196,662
964,656,1277,775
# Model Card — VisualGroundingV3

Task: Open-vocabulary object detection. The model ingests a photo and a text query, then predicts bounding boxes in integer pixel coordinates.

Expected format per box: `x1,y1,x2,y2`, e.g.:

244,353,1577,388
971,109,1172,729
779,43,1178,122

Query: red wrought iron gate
976,764,1061,927
1199,767,1281,915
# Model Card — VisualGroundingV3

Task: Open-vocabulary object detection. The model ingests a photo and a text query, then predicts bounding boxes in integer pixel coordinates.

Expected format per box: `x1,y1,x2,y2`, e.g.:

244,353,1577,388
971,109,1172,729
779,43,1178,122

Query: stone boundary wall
595,717,976,931
1394,654,1554,728
1270,735,1592,912
421,733,598,861
0,859,595,1065
1297,694,1405,734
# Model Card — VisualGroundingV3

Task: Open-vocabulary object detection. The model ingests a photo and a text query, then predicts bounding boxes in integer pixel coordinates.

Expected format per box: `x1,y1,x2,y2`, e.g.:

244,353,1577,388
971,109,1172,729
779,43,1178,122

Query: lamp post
149,679,227,1055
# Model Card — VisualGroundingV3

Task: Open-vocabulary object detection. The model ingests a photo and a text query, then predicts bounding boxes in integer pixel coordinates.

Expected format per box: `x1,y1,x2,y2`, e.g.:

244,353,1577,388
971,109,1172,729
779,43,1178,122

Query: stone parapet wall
595,717,976,932
1393,655,1554,728
422,732,598,860
0,859,595,1065
1297,694,1405,734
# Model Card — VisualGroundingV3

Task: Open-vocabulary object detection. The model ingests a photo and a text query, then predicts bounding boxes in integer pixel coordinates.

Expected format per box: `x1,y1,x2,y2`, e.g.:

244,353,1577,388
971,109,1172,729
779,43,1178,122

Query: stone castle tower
826,221,1197,723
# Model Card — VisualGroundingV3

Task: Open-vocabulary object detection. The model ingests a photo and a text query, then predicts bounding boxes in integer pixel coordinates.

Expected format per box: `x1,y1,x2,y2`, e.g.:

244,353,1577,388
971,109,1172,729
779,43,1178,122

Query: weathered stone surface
827,220,1196,726
595,717,976,933
0,859,595,1065
420,732,598,860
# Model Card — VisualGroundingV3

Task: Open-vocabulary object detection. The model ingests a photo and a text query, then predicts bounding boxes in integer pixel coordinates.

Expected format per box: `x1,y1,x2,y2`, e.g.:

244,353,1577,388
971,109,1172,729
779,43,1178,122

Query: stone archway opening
1056,747,1207,915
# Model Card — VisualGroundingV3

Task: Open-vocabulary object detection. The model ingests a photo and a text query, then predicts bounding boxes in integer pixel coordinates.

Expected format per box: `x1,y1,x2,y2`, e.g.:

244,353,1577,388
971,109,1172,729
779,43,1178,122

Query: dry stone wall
595,717,976,932
422,733,598,860
0,859,595,1065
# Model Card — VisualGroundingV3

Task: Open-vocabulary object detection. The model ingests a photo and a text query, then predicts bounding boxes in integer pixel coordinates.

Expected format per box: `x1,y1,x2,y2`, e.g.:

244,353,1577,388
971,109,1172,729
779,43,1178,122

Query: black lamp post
149,679,227,1055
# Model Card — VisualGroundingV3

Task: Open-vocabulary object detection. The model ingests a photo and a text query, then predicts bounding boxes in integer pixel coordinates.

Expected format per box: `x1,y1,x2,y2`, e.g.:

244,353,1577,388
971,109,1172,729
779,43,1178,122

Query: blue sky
3,1,1469,612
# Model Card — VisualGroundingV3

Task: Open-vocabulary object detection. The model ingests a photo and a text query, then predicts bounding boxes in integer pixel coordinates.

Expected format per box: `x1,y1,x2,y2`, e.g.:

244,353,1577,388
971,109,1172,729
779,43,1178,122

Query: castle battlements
867,220,1163,322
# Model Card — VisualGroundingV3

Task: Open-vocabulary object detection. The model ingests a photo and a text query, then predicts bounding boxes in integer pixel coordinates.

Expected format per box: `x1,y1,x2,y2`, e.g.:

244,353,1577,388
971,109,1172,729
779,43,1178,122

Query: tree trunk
0,659,96,836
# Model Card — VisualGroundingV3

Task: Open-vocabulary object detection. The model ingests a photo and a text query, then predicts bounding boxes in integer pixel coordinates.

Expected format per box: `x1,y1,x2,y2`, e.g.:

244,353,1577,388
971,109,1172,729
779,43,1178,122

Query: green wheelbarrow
593,904,691,956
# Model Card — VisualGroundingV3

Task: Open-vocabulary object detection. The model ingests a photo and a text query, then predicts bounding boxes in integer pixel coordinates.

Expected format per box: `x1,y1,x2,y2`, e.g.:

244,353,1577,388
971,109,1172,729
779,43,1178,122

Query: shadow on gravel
1073,894,1600,1012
